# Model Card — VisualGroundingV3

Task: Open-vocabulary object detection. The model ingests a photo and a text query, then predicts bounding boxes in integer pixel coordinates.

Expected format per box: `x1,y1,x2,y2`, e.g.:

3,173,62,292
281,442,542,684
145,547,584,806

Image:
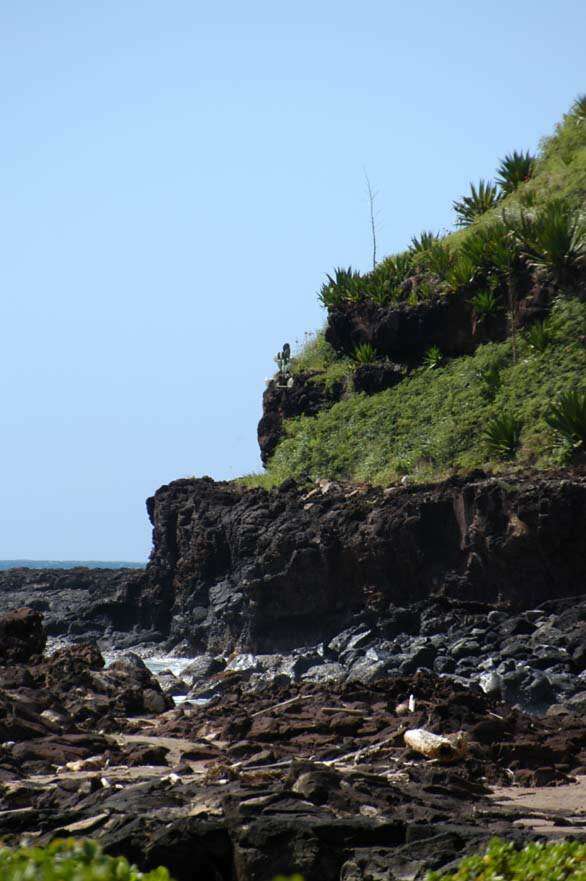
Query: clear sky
1,1,584,560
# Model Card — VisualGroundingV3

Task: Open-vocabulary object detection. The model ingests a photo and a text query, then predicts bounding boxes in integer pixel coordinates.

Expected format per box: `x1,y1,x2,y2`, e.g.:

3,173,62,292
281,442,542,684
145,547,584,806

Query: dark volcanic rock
258,371,344,464
0,608,45,662
325,295,508,363
0,567,146,645
352,361,405,394
141,470,586,655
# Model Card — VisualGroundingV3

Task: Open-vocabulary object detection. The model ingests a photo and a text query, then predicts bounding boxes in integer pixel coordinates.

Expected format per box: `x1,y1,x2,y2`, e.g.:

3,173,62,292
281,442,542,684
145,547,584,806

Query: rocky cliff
141,468,586,655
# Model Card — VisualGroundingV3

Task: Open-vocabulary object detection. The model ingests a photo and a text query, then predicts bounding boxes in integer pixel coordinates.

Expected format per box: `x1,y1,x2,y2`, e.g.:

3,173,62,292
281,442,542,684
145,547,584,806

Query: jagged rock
0,608,45,663
325,295,508,364
258,371,344,464
139,471,586,657
352,362,405,395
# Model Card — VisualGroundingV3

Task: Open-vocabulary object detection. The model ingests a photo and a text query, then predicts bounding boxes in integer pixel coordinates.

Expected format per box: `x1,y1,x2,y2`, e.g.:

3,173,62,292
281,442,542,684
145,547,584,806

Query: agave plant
453,180,501,227
446,253,476,290
460,220,516,277
510,200,586,283
472,289,501,318
423,345,443,369
496,150,536,196
483,412,522,459
409,231,439,253
318,267,363,308
525,320,552,352
351,342,378,364
424,241,455,279
368,251,414,306
545,389,586,449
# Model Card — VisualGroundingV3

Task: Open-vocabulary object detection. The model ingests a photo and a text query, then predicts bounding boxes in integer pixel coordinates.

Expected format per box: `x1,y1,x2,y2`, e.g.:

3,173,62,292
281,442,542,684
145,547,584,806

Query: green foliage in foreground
0,840,171,881
426,837,586,880
245,298,586,488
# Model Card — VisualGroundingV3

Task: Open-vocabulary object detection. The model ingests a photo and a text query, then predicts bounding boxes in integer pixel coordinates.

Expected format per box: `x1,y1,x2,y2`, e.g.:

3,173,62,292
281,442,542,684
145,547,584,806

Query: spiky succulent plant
453,180,501,227
496,150,536,195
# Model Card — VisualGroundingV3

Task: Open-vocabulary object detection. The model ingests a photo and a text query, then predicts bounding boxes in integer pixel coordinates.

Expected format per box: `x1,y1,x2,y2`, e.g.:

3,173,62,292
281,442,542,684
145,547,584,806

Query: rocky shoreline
0,468,585,879
0,607,585,880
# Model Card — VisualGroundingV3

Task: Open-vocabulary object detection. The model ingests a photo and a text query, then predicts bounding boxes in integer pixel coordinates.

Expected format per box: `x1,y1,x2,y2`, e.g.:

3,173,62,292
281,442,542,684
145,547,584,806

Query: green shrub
352,342,378,364
459,220,518,284
496,150,536,195
510,200,586,283
0,840,171,881
318,267,363,307
525,320,552,353
472,290,500,319
426,836,586,880
453,180,501,227
476,361,502,400
410,230,440,253
545,388,586,449
483,412,522,459
423,345,443,369
247,296,586,490
422,241,455,279
447,253,476,290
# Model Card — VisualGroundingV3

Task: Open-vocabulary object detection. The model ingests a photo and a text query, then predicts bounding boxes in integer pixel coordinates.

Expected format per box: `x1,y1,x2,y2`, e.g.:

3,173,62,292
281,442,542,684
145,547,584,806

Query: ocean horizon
0,560,146,570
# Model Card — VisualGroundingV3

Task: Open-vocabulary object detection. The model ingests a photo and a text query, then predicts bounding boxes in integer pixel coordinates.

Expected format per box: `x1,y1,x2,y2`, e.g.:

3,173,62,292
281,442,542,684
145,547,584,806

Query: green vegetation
311,97,586,313
496,150,536,195
426,837,586,880
472,289,501,319
352,342,378,364
510,199,586,283
483,412,522,460
546,388,586,451
423,345,444,369
453,180,501,227
0,840,171,881
244,99,586,490
525,320,552,352
248,298,586,488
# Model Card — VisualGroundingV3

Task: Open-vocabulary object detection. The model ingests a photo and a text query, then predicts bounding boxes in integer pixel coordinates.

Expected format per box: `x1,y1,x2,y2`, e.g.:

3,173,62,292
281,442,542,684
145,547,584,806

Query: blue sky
1,0,584,560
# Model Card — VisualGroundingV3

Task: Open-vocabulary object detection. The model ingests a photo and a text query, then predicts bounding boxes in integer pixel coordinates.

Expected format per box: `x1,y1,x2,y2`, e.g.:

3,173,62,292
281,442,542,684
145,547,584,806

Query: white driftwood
404,728,467,763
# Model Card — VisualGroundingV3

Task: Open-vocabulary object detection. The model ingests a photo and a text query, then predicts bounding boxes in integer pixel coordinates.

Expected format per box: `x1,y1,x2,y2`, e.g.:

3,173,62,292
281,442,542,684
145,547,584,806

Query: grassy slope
246,299,585,488
241,102,586,489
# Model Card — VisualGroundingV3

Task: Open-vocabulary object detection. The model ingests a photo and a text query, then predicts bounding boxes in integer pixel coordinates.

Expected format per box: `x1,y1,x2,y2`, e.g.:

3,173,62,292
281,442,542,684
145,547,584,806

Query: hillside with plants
247,96,586,488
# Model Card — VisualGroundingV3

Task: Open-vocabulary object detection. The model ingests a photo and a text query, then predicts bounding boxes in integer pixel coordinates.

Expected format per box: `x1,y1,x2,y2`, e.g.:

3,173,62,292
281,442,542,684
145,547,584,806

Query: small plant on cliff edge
483,412,522,459
318,266,363,308
545,389,586,450
352,342,378,364
410,230,440,253
423,345,444,369
426,837,586,881
496,150,536,195
472,290,501,320
453,180,501,227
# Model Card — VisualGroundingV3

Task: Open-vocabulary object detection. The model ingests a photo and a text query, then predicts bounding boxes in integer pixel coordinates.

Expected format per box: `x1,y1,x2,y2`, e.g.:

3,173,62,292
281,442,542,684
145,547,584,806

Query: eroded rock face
142,469,586,655
325,296,507,363
0,608,46,663
258,372,344,464
0,567,153,648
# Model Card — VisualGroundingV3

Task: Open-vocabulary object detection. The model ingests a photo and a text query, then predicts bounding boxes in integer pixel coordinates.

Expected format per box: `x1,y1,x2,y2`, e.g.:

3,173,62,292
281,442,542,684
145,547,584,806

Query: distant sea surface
0,560,145,570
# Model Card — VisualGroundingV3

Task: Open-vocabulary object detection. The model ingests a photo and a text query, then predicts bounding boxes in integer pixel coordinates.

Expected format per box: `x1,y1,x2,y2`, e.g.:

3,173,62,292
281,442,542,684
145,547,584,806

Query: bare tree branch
363,168,378,270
